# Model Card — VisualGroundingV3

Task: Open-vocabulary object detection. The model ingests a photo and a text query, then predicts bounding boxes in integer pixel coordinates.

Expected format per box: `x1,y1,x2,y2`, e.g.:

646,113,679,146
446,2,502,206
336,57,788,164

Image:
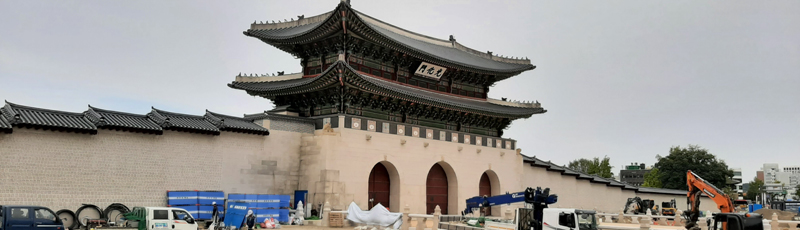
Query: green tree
567,156,614,179
642,168,663,188
744,178,764,201
653,145,733,190
722,187,739,200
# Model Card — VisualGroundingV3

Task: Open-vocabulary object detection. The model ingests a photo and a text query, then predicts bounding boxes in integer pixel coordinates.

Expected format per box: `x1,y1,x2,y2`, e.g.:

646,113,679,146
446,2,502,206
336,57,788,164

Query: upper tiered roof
243,1,535,79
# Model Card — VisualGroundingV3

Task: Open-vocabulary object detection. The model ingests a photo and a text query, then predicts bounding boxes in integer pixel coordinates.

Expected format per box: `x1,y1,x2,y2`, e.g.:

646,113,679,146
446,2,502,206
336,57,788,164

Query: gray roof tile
84,106,163,134
244,2,534,74
148,108,220,135
205,111,269,135
358,14,534,73
246,20,326,40
230,61,545,118
1,101,96,134
0,111,11,133
243,112,316,124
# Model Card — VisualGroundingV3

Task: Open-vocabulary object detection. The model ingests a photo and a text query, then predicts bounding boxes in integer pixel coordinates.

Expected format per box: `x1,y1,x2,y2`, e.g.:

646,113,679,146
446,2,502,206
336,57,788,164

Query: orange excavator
685,170,763,230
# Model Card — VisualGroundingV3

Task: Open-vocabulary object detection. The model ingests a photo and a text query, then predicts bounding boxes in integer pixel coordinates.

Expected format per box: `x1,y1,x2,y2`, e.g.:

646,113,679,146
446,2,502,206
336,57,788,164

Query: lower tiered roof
229,61,546,119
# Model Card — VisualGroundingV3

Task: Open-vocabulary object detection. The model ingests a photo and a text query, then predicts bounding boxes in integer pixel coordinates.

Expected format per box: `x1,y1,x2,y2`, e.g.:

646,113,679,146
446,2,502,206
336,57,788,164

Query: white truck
118,207,199,230
484,208,598,230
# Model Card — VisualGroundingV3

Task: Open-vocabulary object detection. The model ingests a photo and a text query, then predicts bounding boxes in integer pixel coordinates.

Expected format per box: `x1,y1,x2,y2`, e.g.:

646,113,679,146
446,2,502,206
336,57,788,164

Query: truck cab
711,213,763,230
0,206,64,230
542,209,597,230
126,207,198,230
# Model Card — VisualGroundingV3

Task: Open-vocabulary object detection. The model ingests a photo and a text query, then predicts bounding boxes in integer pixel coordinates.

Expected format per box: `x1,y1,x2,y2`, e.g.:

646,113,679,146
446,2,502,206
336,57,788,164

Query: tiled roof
229,61,546,119
0,111,11,133
246,20,327,40
84,106,163,134
356,11,534,73
147,108,221,135
243,112,316,124
244,2,535,76
1,101,97,134
204,111,269,135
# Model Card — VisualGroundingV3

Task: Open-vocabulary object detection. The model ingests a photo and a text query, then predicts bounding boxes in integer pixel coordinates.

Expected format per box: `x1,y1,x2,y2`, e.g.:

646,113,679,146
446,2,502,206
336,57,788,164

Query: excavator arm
685,170,735,230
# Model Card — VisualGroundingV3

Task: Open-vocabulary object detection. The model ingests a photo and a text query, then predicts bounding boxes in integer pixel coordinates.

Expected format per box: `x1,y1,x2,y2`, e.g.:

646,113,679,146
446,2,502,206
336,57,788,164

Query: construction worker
211,202,219,225
245,210,256,230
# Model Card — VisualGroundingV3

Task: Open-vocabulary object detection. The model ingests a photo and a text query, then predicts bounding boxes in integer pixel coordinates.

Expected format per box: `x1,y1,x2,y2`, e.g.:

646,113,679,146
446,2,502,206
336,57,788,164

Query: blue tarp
224,202,250,228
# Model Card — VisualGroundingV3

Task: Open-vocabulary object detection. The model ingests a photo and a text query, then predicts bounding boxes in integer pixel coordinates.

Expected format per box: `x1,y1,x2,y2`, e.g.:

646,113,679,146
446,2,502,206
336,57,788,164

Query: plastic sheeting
345,202,403,229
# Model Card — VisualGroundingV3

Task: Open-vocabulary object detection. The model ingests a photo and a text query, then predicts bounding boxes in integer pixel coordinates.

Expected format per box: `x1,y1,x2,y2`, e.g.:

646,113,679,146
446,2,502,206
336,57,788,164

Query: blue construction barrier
168,191,198,206
198,191,224,205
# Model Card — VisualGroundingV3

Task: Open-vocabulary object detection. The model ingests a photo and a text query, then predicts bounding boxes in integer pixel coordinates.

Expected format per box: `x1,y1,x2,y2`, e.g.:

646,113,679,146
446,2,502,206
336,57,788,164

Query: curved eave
342,64,545,119
229,61,546,119
243,2,536,77
352,11,535,75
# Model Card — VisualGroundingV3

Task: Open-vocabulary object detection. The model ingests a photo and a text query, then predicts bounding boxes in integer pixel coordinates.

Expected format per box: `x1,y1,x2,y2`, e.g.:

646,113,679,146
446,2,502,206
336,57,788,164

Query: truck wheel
56,209,79,230
76,204,104,227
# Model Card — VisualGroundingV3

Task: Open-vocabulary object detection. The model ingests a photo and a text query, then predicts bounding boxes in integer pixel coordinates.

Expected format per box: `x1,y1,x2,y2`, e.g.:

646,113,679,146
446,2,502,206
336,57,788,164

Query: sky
1,0,798,182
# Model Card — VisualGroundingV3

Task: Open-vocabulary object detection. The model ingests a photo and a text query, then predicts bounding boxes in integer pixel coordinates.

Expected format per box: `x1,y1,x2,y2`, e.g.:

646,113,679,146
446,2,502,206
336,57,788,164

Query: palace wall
0,122,303,212
522,165,718,213
0,114,718,216
299,116,524,215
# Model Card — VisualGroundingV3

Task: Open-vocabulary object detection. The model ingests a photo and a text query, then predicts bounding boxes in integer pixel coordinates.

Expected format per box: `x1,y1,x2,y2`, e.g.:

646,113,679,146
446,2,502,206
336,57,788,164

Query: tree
642,168,662,188
722,187,739,200
567,156,614,179
653,145,733,190
744,178,764,201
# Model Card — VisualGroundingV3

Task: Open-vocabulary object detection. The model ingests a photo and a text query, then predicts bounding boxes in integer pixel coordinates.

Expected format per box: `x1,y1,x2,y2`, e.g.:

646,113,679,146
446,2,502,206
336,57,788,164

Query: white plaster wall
0,128,302,212
523,164,719,214
305,125,524,215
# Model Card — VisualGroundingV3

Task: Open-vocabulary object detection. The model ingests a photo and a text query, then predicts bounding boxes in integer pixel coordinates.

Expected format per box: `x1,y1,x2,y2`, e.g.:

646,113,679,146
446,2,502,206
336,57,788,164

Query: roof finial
253,20,256,24
298,15,305,20
238,72,241,76
449,35,456,42
487,51,492,55
272,20,275,23
291,18,294,22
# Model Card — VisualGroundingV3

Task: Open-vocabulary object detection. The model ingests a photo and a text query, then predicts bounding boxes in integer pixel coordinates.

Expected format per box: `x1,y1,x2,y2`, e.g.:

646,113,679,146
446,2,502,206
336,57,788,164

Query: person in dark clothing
211,202,219,224
245,210,256,230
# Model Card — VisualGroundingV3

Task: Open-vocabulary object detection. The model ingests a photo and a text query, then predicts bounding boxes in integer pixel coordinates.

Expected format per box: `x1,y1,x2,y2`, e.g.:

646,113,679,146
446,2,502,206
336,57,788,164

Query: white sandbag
345,202,403,229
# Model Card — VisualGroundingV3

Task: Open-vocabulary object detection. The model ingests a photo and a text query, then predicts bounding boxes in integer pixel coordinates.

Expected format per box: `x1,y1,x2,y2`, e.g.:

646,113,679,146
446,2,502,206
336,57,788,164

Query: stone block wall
0,126,302,212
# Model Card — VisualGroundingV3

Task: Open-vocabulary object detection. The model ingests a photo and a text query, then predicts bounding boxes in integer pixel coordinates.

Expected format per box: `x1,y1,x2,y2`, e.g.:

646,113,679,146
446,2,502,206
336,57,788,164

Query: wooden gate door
426,164,448,214
368,163,391,210
479,172,492,216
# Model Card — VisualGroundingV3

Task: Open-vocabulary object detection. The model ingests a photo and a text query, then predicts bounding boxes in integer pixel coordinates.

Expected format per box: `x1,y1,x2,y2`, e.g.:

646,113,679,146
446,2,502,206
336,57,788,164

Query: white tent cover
345,202,403,229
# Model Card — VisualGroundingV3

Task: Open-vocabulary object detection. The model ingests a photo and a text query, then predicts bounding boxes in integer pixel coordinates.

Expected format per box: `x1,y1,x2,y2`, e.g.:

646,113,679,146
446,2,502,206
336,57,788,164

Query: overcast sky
1,1,798,182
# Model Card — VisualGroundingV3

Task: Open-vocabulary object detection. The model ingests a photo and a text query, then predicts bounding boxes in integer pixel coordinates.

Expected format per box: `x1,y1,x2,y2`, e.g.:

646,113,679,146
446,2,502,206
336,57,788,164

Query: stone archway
426,162,458,214
479,170,501,216
368,161,400,211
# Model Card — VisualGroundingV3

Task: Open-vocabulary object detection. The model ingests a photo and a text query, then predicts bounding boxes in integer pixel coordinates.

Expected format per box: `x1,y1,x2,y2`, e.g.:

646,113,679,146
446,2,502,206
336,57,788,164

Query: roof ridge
5,101,85,116
249,10,335,31
151,107,205,119
352,9,532,65
88,105,148,117
206,110,253,121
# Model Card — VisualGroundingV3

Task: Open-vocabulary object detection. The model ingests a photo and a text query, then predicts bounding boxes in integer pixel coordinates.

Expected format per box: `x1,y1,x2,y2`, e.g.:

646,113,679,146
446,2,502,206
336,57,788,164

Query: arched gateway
426,163,449,214
479,172,492,216
368,163,391,209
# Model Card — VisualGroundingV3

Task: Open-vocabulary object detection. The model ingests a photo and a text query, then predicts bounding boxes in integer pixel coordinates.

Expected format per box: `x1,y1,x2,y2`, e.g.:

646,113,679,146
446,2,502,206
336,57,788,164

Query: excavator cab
711,213,763,230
